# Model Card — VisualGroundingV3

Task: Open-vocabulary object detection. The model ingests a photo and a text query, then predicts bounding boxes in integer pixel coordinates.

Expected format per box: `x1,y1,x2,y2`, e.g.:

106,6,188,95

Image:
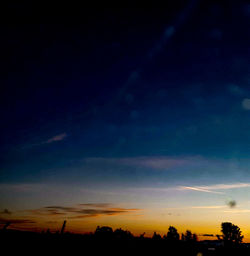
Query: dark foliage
164,226,180,241
219,222,244,247
182,230,198,243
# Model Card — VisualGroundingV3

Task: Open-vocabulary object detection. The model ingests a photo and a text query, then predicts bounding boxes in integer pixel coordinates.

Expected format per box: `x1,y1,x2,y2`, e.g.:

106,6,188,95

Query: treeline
94,225,198,243
0,222,247,255
38,221,243,246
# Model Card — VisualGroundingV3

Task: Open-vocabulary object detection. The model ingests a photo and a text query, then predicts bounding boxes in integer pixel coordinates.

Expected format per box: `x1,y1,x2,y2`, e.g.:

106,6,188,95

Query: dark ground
1,229,250,256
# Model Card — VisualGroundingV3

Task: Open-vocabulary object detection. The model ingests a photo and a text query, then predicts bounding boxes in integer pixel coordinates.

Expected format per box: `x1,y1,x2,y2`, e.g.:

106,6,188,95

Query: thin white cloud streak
44,133,67,144
178,186,224,194
115,182,250,196
178,183,250,194
21,133,67,150
198,183,250,190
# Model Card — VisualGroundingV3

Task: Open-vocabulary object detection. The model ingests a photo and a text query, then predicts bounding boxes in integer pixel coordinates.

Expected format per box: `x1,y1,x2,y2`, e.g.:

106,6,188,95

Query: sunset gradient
1,3,250,243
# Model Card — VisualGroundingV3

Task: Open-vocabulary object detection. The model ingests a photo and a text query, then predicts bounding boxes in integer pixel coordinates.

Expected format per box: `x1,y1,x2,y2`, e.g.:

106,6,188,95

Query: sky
1,2,250,241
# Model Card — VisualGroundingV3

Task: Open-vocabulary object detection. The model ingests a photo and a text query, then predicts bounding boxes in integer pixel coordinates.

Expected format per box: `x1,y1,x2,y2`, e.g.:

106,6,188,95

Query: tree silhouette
164,226,179,241
181,230,197,242
152,232,161,240
219,222,243,246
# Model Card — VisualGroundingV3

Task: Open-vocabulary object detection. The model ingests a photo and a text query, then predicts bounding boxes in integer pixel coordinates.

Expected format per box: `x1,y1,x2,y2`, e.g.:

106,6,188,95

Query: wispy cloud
178,186,224,194
83,156,198,170
178,183,250,194
0,217,35,224
198,183,250,190
126,182,250,196
21,133,68,150
78,203,113,208
44,133,67,144
27,203,140,219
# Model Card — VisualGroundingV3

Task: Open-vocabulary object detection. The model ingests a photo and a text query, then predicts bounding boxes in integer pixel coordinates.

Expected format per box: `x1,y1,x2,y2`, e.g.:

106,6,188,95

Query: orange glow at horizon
2,210,250,243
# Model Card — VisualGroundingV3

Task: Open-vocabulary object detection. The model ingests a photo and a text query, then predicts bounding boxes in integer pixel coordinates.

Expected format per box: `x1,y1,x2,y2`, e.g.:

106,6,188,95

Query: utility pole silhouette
60,220,66,235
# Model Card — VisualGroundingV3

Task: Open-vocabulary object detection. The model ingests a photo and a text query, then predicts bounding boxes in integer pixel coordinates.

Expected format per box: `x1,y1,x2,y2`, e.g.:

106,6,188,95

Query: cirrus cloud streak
178,183,250,194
